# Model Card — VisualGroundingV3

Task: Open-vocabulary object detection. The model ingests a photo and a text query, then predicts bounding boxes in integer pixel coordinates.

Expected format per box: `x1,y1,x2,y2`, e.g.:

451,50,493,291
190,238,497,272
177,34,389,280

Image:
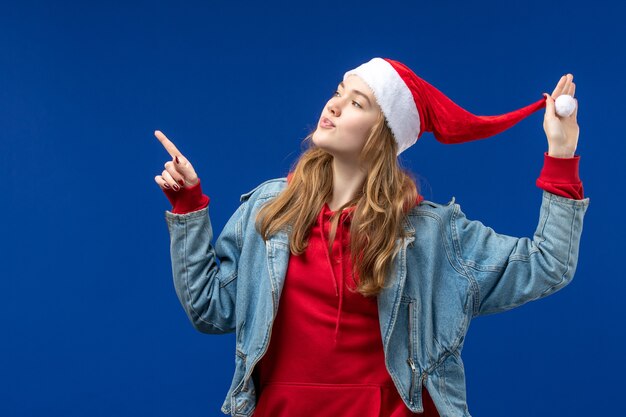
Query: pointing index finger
154,130,182,158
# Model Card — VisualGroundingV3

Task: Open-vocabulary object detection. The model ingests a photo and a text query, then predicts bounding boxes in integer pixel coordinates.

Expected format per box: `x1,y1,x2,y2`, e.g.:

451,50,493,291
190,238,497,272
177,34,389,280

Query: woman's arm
458,75,588,317
454,191,589,317
154,130,240,334
165,202,244,334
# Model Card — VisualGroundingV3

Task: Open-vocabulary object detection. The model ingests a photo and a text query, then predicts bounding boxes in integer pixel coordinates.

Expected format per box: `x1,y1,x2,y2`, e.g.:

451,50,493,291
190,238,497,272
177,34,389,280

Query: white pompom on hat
343,57,547,155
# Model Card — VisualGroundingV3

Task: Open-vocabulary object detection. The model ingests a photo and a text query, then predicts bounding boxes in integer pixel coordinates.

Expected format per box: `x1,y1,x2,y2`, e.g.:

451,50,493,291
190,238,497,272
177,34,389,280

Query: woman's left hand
543,74,579,158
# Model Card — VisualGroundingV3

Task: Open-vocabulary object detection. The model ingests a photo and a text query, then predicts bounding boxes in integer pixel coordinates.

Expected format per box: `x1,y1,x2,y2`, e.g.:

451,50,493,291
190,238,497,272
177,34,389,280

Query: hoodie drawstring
317,204,352,344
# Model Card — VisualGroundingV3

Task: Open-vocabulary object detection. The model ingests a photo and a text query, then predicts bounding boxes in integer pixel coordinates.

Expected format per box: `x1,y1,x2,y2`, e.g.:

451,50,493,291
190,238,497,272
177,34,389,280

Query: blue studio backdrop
2,1,623,416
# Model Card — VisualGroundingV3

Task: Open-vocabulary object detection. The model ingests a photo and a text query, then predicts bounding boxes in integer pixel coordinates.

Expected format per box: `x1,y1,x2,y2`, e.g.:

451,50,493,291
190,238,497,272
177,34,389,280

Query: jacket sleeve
165,202,246,334
452,191,590,317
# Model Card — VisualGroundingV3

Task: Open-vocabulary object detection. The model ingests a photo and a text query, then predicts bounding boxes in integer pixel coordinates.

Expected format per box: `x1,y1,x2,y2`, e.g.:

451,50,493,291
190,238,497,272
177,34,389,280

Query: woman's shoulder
239,177,288,203
407,196,459,219
414,196,456,209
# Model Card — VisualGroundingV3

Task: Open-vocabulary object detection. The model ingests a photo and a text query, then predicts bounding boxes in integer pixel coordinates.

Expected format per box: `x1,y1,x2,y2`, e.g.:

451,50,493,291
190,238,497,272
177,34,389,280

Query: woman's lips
320,117,335,128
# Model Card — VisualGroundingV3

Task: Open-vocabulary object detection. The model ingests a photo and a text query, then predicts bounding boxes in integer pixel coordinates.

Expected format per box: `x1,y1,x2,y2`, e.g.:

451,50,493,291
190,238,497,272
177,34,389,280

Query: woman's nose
328,101,341,116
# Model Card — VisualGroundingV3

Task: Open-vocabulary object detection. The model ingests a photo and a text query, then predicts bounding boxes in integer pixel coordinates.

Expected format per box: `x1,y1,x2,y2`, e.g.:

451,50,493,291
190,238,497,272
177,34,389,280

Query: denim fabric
164,177,589,417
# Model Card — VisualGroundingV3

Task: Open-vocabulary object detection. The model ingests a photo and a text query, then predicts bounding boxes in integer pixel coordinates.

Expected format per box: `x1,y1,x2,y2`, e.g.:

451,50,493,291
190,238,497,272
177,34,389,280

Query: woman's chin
311,133,328,149
311,139,332,154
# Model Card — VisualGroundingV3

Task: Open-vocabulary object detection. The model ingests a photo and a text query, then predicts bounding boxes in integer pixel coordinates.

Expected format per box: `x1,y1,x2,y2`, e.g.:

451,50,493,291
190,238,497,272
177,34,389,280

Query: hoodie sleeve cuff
162,179,210,214
535,152,584,200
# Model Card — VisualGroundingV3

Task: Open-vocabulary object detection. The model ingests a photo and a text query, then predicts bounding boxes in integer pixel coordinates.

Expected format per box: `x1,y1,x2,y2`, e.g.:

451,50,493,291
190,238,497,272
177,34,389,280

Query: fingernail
178,179,185,186
163,183,170,189
175,156,180,164
173,184,180,191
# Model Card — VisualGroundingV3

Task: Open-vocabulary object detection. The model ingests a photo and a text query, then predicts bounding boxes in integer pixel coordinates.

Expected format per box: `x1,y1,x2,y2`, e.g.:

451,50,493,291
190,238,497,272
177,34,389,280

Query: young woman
154,58,588,417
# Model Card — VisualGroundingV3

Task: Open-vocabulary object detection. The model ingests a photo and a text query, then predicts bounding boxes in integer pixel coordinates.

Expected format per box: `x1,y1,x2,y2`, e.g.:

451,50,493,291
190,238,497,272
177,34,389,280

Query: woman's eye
331,90,362,109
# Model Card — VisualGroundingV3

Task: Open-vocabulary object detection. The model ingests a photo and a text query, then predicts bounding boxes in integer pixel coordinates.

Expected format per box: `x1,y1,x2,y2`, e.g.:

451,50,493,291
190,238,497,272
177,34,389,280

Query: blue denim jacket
164,177,589,417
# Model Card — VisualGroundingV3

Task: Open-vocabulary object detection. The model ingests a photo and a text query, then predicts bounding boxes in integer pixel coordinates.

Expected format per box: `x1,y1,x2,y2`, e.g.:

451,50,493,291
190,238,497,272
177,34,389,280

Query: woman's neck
328,157,366,211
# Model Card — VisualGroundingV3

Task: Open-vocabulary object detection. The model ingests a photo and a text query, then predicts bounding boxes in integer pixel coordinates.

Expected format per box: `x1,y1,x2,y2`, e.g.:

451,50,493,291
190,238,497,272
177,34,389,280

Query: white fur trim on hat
343,58,420,155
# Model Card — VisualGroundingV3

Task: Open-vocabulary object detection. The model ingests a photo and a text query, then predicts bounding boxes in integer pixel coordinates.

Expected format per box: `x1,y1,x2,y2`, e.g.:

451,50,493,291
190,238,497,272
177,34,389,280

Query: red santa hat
343,57,547,155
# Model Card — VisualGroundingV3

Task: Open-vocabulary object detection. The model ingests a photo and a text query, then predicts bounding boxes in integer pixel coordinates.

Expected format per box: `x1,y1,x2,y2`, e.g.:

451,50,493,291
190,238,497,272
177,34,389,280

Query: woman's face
312,75,381,163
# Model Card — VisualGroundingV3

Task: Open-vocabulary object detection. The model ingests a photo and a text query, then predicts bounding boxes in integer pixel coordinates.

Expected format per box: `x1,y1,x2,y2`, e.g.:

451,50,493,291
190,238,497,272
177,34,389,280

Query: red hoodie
251,191,438,416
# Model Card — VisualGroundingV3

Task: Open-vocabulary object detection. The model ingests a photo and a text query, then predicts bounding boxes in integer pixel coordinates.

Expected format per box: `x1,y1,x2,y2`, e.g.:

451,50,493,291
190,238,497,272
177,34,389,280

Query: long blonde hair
255,111,420,297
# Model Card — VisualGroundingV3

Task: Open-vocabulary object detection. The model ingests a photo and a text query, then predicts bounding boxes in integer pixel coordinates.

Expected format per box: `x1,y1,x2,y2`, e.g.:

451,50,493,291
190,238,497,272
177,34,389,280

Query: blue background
2,0,623,415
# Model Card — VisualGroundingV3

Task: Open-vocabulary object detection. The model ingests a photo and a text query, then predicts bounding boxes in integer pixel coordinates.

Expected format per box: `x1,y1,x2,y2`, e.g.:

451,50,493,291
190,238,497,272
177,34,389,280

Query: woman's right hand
154,130,199,191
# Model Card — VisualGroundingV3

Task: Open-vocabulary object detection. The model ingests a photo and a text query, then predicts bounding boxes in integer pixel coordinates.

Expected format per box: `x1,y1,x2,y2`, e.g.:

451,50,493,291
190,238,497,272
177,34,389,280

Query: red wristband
163,179,210,214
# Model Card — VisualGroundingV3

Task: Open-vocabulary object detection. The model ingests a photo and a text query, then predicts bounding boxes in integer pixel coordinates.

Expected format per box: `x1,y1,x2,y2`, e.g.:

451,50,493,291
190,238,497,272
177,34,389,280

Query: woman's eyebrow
338,82,372,105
